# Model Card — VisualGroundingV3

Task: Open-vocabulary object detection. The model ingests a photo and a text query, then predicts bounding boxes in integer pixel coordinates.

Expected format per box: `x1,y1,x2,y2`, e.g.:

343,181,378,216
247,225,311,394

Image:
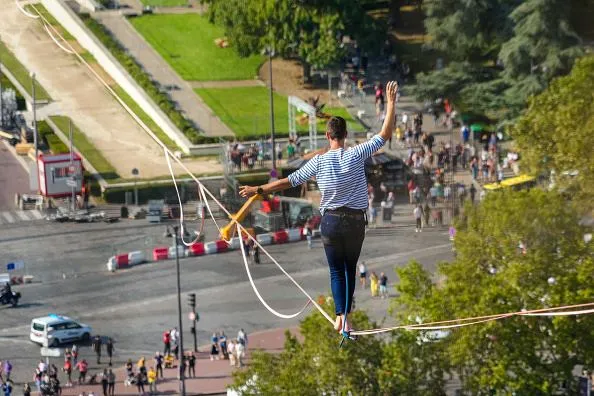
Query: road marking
15,211,30,221
29,210,43,219
1,212,15,223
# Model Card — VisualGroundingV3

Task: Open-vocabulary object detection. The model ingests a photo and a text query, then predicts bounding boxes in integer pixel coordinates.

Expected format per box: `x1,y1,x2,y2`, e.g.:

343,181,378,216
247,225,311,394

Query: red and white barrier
188,243,205,256
287,228,302,242
115,254,129,269
153,247,169,261
256,233,272,246
168,245,186,259
273,230,289,244
128,251,146,265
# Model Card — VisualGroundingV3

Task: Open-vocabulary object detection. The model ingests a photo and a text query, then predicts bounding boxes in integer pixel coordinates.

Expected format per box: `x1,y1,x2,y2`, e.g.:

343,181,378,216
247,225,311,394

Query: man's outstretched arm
378,81,398,142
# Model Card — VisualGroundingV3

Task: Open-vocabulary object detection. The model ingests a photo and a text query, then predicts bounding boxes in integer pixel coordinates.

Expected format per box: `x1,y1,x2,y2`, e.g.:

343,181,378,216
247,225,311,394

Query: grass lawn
26,4,75,41
0,41,51,101
48,116,121,181
140,0,189,6
130,14,264,81
195,86,363,139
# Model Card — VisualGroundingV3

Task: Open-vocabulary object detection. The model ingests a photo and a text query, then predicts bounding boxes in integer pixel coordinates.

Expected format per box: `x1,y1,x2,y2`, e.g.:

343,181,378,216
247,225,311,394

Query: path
189,79,264,89
94,11,235,137
0,0,222,178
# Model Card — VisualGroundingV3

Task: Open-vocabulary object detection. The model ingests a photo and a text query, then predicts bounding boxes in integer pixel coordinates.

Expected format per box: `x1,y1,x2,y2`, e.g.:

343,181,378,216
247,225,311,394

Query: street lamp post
173,226,186,395
132,168,139,206
267,47,276,171
31,72,38,162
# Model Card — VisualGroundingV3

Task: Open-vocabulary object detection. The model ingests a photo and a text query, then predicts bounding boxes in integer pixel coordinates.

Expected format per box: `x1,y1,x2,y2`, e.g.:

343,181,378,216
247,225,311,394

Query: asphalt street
0,214,453,385
0,141,32,211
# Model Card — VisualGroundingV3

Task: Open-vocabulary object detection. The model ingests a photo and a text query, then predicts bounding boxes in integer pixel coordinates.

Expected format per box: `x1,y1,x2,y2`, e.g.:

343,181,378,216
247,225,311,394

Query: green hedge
0,41,51,101
102,182,197,204
38,120,70,154
79,14,220,145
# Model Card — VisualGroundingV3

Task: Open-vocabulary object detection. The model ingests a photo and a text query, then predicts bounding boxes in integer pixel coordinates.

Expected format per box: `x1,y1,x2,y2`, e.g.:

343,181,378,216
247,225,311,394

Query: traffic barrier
256,233,272,246
215,240,228,253
128,251,146,266
273,230,289,244
188,243,205,256
168,245,186,259
229,237,242,250
204,241,218,255
153,247,169,261
115,254,129,269
287,228,302,242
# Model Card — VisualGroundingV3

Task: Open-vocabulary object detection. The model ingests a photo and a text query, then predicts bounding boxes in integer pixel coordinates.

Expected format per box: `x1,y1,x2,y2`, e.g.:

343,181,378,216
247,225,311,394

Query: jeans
320,210,366,315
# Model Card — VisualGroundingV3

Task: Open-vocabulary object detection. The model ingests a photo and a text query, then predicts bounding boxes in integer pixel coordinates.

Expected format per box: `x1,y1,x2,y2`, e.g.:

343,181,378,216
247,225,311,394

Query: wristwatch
257,186,264,195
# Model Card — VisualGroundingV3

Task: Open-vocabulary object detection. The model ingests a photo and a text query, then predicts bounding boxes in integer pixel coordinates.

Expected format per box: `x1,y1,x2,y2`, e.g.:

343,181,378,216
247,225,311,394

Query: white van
30,314,92,347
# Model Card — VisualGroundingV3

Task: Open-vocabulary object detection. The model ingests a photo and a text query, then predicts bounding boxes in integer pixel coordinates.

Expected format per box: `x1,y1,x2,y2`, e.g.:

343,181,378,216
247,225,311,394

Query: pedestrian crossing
0,209,44,225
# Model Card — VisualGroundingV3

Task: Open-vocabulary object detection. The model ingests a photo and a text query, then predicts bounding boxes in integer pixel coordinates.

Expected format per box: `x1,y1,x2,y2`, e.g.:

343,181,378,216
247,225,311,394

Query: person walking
237,329,248,351
71,344,78,366
414,204,423,233
170,328,179,359
105,338,114,366
22,383,31,396
219,332,228,360
154,352,163,379
107,369,115,396
370,271,379,297
135,371,144,395
235,341,245,368
210,342,219,361
63,359,73,386
304,219,314,249
227,340,236,367
379,272,388,299
187,353,196,378
76,359,88,384
2,361,10,382
240,81,399,334
358,262,367,289
92,335,102,364
147,367,157,395
100,369,108,396
162,330,171,356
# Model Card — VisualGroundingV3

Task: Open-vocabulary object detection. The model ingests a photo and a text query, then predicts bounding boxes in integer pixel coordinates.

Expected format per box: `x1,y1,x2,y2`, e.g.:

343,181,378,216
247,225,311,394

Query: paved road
0,215,452,386
94,11,235,137
0,141,33,211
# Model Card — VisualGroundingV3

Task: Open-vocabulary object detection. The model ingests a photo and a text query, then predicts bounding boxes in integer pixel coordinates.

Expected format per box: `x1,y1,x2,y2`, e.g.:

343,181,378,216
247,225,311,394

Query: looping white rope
164,149,204,246
42,21,75,54
15,0,40,19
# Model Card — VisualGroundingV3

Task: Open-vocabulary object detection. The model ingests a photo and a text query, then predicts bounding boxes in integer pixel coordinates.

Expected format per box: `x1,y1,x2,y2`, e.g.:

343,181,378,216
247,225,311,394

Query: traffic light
188,293,196,309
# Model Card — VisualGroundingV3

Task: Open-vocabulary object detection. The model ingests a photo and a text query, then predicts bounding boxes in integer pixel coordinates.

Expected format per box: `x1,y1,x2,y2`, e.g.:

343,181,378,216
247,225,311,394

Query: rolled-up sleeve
352,135,386,160
288,155,319,187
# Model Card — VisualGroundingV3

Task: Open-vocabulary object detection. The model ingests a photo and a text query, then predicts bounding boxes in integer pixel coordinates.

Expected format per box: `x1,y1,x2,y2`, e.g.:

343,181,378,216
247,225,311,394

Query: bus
483,174,537,192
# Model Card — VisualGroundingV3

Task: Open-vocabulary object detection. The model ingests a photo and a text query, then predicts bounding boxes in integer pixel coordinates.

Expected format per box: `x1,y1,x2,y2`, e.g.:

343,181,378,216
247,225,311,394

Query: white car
30,314,92,347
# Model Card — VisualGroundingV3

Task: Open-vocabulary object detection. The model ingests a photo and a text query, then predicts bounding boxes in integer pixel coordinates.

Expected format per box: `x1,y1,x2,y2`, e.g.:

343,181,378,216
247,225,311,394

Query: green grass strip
0,40,51,101
48,115,121,180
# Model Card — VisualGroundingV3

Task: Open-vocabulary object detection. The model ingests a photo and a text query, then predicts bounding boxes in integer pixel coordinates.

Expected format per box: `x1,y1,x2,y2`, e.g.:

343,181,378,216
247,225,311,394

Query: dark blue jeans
320,211,366,315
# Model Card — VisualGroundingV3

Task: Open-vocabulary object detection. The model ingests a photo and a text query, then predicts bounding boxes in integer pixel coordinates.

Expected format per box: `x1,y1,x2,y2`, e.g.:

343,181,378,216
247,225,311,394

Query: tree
512,54,594,211
392,190,594,394
203,0,384,82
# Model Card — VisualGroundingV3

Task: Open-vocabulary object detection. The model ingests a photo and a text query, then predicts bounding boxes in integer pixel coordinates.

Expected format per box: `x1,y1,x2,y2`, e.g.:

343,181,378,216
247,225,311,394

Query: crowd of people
226,137,303,173
208,329,248,368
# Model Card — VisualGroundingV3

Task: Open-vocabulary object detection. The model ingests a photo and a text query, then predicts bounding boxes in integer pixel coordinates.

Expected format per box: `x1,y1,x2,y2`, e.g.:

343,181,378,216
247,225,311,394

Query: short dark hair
326,116,347,140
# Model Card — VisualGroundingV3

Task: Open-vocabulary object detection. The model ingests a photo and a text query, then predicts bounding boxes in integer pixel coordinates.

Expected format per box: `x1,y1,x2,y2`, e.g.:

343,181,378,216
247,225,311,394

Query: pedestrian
423,202,431,228
162,330,171,356
137,356,146,378
188,353,196,378
414,204,423,233
253,244,260,264
76,359,88,384
135,371,144,395
237,328,248,351
154,352,163,378
2,361,10,382
469,184,476,203
101,369,108,396
170,328,179,359
92,335,102,364
240,81,399,334
107,369,115,396
304,219,313,249
1,380,12,396
210,342,219,361
125,359,133,379
147,366,157,395
235,340,245,368
219,332,228,360
105,338,114,365
370,271,379,297
178,356,186,380
23,383,31,396
72,344,78,366
430,184,438,207
379,272,388,299
63,359,73,386
358,261,367,289
227,340,236,367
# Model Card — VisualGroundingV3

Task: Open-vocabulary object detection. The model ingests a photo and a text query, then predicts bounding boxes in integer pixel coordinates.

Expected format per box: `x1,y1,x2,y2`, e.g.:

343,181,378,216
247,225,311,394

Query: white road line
1,211,16,223
15,211,30,221
29,210,43,219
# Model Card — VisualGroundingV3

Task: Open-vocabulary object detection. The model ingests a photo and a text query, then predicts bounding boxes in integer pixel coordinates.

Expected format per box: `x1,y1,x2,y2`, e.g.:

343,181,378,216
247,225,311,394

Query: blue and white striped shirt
288,135,386,215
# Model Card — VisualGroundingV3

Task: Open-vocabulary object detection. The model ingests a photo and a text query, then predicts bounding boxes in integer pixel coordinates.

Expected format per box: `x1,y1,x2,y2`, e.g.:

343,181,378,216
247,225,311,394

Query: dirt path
0,0,221,178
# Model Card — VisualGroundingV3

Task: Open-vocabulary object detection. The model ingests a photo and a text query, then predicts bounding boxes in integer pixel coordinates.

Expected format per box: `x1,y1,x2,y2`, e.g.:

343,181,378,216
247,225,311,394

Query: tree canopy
512,54,594,211
230,189,593,394
202,0,384,80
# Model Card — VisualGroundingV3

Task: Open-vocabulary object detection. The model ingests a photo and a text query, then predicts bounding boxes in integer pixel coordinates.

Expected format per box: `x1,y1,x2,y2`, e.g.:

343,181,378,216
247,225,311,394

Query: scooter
0,290,21,307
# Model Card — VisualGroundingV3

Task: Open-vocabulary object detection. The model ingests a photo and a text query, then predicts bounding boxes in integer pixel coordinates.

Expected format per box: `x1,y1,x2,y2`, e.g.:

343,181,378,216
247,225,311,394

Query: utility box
37,153,83,198
147,200,164,223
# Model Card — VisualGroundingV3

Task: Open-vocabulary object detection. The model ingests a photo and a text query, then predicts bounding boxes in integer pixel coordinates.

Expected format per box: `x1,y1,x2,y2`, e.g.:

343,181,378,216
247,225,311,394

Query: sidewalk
58,327,298,395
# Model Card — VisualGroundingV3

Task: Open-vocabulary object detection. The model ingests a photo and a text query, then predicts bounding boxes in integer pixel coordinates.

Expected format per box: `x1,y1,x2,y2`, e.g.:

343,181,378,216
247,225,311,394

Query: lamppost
171,225,186,395
264,46,276,171
132,168,139,206
31,72,38,162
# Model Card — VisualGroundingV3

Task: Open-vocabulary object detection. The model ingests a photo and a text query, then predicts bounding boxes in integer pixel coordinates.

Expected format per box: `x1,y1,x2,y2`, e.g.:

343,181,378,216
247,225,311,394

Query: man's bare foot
343,317,353,333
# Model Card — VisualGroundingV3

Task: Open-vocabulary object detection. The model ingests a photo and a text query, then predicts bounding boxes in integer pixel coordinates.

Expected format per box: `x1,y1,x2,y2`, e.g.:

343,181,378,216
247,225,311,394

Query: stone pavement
57,327,298,395
93,11,234,137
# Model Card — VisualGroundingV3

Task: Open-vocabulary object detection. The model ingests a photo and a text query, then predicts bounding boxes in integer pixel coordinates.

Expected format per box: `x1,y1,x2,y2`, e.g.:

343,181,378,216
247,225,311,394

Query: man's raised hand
386,81,398,104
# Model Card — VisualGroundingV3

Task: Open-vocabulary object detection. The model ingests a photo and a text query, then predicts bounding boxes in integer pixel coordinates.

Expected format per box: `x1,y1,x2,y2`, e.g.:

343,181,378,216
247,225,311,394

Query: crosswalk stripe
29,210,44,219
1,212,15,223
14,211,30,221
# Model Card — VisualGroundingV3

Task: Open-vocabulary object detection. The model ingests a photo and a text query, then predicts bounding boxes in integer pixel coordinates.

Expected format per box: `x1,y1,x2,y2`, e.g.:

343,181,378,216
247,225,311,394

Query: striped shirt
288,135,386,215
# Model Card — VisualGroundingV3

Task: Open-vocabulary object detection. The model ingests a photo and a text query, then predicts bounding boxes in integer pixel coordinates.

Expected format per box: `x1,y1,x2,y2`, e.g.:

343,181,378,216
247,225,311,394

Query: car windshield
32,322,45,332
